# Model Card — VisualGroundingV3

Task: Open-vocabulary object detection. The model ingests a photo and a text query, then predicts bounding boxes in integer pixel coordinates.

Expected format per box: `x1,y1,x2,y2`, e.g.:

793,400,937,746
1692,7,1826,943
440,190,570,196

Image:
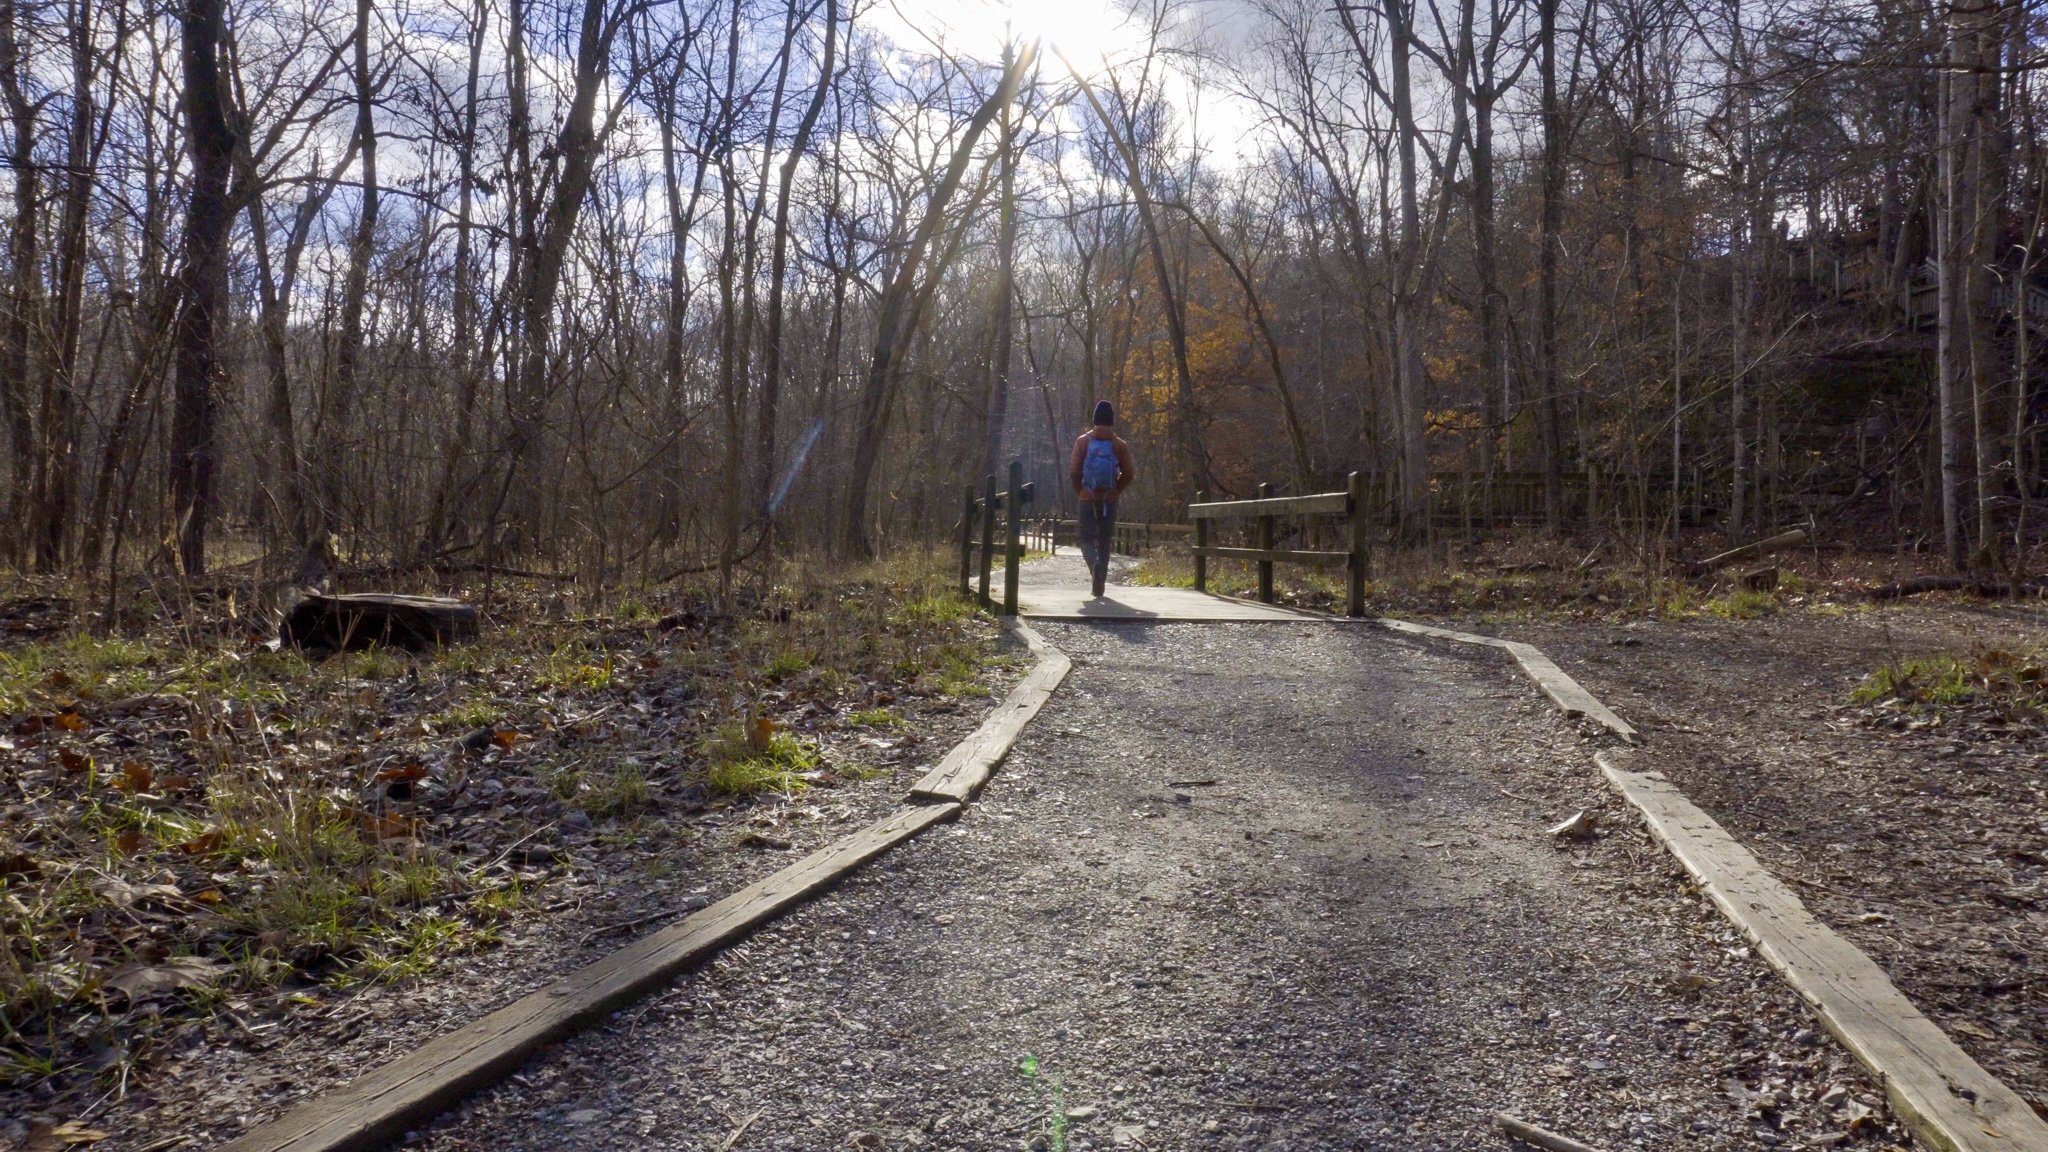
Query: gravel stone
415,599,1906,1151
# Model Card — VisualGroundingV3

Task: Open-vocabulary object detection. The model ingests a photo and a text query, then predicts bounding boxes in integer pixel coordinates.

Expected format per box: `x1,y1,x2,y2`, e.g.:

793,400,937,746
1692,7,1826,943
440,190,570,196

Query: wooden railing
1020,518,1192,557
957,460,1035,616
1189,474,1369,617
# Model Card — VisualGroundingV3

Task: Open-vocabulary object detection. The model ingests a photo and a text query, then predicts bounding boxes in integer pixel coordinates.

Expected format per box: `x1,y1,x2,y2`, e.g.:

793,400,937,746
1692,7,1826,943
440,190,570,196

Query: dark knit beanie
1093,400,1114,426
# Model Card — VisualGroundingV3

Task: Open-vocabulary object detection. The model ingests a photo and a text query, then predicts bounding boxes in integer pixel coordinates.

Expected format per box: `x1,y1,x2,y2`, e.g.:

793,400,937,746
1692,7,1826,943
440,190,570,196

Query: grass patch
889,591,979,629
702,723,819,796
539,643,615,690
930,642,993,697
1701,588,1778,620
546,761,653,821
432,696,501,732
847,706,905,728
1849,648,2048,719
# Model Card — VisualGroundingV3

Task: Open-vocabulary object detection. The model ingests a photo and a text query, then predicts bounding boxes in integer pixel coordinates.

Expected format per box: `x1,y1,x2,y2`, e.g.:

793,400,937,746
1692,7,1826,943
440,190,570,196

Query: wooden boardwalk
1015,550,1327,622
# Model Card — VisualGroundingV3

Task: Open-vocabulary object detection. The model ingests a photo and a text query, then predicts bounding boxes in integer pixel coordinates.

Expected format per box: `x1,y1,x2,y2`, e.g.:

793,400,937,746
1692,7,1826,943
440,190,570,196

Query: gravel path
413,561,1902,1152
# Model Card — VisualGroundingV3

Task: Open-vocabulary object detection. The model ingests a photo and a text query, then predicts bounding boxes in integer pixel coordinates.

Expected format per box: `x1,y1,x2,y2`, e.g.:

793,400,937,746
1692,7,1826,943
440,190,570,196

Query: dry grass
0,547,1003,1100
1128,533,1853,623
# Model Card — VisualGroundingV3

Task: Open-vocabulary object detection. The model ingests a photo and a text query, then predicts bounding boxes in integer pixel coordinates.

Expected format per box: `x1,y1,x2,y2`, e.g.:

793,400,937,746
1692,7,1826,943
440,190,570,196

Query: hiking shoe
1092,570,1106,597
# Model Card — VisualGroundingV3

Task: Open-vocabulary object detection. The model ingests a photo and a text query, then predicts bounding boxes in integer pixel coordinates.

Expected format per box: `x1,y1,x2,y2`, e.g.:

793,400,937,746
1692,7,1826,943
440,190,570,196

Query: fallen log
1684,528,1806,577
281,593,480,653
1870,575,2047,601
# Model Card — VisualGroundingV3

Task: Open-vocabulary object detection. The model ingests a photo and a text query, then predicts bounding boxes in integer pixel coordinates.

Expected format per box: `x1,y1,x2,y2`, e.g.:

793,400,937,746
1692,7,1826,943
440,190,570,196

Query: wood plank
1187,492,1348,519
1193,546,1350,564
1374,619,1638,742
1375,617,1513,649
1499,642,1639,743
1598,750,2048,1152
218,802,963,1152
908,619,1072,803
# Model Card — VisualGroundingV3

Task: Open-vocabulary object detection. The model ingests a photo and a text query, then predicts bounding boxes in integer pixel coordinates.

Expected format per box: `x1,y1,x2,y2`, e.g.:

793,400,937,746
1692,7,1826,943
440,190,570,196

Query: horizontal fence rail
1187,492,1350,519
1190,473,1369,617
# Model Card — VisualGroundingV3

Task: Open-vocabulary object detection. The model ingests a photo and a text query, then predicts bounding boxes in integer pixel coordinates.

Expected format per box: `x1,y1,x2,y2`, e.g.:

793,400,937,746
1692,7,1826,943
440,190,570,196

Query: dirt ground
0,570,1023,1150
1511,604,2048,1118
398,566,1909,1152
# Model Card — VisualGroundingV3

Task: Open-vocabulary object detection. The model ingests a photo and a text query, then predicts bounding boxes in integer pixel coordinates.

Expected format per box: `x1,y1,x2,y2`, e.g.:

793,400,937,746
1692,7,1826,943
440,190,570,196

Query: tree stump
280,594,480,653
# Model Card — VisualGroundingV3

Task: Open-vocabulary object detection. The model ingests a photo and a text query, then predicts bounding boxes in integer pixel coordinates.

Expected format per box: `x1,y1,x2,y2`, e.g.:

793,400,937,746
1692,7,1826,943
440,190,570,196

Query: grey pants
1077,500,1117,580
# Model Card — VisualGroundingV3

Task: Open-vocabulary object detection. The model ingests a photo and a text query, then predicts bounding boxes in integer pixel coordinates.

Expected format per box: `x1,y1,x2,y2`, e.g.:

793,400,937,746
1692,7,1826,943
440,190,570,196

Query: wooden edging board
908,617,1072,803
1597,750,2048,1152
1374,617,1639,743
217,802,963,1152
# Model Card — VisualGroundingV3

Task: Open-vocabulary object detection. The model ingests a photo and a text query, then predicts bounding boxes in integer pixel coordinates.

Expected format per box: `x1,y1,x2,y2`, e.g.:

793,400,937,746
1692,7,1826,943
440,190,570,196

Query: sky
861,0,1277,169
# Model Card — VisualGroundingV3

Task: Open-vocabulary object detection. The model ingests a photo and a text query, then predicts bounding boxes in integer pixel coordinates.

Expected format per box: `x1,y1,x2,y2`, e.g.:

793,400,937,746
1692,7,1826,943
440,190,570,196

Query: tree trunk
978,39,1020,481
839,44,1035,558
421,0,490,558
758,0,836,535
1936,2,1969,570
171,0,236,576
1536,0,1567,531
0,0,38,566
31,0,101,569
323,0,380,543
501,0,620,543
1062,51,1211,501
1964,7,2001,568
1385,0,1430,542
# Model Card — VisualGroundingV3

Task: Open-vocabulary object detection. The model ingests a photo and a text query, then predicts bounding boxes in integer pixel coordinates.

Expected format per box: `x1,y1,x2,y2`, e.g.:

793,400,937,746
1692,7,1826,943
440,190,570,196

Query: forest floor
4,542,2039,1150
379,554,1905,1152
0,556,1023,1150
1140,540,2048,1121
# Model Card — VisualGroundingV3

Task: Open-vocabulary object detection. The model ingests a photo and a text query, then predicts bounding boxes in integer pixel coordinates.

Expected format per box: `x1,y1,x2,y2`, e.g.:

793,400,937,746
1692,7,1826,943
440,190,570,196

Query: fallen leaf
191,888,223,904
1951,1019,1997,1040
43,669,74,691
102,956,224,1000
57,747,90,773
354,809,420,840
747,710,774,753
53,709,86,733
118,760,153,793
92,876,183,909
491,728,522,750
178,829,224,855
22,1120,111,1151
375,763,429,783
159,773,196,791
12,714,45,736
113,830,143,855
1549,810,1597,841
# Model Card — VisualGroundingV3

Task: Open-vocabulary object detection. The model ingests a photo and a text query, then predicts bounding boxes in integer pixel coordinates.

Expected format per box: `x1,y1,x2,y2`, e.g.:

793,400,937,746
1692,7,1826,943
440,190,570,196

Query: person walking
1070,400,1134,598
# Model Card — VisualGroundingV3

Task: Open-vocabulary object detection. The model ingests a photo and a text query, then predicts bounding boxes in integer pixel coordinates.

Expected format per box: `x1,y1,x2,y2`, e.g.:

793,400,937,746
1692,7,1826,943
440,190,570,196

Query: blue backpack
1082,437,1119,493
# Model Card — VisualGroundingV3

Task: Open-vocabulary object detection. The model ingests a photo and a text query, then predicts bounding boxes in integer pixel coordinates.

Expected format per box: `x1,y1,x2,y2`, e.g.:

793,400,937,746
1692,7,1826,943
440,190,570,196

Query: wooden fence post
1347,470,1368,617
959,485,975,598
978,474,996,609
1256,481,1274,604
1194,492,1208,593
1003,461,1022,616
